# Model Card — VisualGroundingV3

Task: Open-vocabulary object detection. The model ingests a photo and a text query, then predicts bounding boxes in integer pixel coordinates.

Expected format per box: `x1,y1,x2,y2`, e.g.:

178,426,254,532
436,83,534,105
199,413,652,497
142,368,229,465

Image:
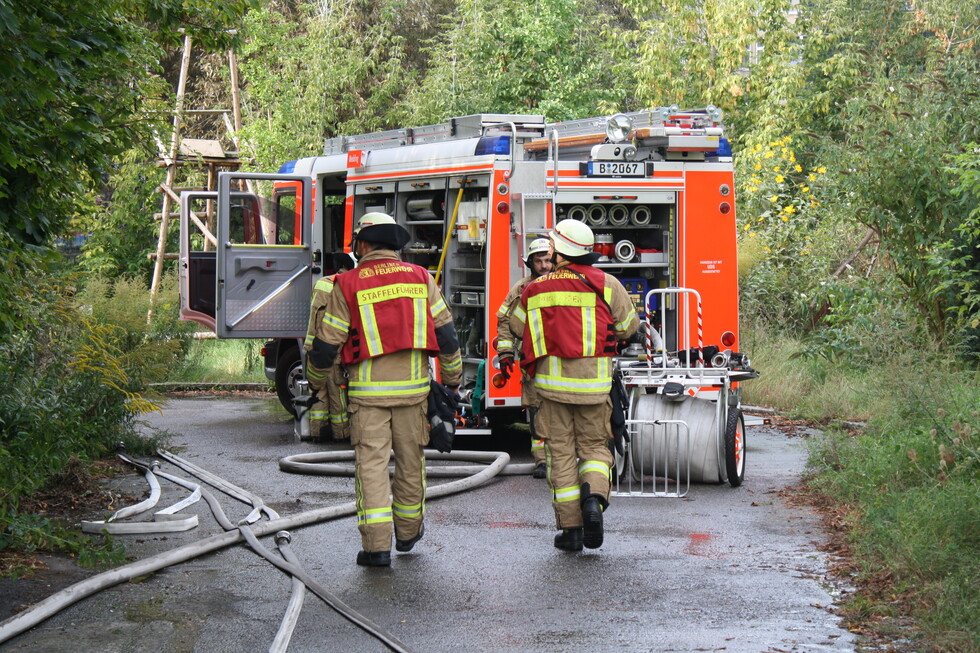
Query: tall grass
743,319,980,651
170,337,266,383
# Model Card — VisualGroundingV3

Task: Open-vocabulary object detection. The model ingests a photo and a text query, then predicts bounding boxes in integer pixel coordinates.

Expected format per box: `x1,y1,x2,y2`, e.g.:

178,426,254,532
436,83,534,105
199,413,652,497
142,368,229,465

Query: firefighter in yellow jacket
309,213,463,567
304,253,355,441
510,219,639,551
495,237,553,478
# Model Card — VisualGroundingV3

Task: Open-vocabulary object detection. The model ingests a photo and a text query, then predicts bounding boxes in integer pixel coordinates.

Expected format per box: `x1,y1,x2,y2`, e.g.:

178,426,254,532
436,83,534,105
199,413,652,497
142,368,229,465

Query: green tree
0,0,257,246
396,0,624,124
804,0,980,344
615,0,799,117
239,0,454,167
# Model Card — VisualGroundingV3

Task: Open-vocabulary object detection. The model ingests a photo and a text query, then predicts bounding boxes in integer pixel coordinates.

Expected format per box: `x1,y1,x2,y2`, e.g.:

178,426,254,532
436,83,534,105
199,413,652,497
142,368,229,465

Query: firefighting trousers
309,366,350,441
528,407,546,466
350,401,428,553
523,377,546,466
536,397,613,530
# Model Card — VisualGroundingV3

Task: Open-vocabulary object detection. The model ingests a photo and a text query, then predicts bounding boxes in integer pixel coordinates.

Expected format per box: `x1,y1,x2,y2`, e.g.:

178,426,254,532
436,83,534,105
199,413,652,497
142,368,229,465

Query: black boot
396,524,424,552
554,527,583,552
356,550,392,567
581,490,607,549
532,462,547,479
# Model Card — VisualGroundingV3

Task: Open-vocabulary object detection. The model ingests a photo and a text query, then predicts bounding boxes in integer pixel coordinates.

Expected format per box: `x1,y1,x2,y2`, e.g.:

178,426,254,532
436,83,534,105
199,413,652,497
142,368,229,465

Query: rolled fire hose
0,449,512,649
615,239,636,263
565,205,587,223
585,204,607,227
630,205,652,226
607,204,629,226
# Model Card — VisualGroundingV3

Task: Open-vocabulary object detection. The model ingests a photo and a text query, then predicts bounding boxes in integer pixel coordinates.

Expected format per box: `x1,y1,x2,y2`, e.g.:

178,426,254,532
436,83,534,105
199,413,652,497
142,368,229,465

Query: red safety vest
337,258,439,365
519,263,617,370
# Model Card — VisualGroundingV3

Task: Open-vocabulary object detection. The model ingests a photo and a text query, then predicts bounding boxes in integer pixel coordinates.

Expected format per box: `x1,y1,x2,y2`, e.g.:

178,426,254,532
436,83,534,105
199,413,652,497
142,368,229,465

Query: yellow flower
769,195,779,203
817,166,827,174
775,175,785,183
746,186,758,192
781,215,789,222
751,176,761,184
764,151,775,158
802,186,810,193
808,173,817,182
783,205,796,214
764,246,771,252
794,164,802,173
789,154,796,163
754,163,762,170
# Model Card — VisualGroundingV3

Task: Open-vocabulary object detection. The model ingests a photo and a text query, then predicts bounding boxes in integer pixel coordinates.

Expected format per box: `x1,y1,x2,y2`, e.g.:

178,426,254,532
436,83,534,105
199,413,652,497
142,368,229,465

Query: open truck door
215,172,313,339
178,190,219,331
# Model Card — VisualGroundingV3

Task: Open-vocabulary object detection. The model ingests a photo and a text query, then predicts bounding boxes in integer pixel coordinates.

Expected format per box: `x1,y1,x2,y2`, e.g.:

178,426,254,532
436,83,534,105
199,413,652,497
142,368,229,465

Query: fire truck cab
178,107,743,438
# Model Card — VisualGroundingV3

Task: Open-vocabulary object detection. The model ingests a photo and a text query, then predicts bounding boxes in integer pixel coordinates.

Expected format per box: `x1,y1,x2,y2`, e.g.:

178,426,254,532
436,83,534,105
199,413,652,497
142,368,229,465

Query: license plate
587,161,645,177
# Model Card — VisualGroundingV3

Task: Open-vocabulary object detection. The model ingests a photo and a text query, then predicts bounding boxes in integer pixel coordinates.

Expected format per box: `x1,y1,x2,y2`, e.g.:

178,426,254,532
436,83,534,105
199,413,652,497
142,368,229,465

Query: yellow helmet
551,219,595,258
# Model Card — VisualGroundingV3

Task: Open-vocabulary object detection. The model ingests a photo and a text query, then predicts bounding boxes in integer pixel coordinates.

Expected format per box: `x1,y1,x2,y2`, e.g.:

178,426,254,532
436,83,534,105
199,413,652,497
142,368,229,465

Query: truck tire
724,408,746,487
275,343,303,417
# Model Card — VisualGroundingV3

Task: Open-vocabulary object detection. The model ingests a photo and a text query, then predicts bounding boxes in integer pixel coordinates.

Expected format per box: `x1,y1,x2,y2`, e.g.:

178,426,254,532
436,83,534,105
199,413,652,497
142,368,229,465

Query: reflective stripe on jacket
518,263,617,368
336,258,439,365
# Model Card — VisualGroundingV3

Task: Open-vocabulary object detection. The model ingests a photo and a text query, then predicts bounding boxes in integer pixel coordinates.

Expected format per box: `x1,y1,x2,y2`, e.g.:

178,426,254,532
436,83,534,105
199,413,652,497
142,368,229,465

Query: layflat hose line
240,525,412,653
270,533,307,653
0,449,512,648
81,454,202,535
279,449,535,478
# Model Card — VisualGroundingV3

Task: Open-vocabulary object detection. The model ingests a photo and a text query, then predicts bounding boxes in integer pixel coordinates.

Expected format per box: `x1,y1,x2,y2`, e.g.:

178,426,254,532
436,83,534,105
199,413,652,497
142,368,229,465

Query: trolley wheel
275,344,303,418
724,409,746,487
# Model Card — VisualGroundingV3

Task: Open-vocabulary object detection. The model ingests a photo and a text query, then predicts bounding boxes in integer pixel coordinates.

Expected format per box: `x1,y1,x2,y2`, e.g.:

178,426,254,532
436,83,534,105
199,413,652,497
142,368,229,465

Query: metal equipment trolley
612,288,759,498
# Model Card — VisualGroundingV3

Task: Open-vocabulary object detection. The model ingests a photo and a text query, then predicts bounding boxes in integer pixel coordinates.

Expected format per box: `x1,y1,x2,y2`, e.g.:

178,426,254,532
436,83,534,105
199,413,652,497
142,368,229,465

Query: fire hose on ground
0,448,519,652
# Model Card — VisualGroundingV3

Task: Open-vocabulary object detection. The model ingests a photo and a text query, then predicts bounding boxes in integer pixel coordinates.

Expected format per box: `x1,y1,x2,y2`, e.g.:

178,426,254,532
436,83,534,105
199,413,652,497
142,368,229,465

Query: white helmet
550,219,595,258
353,212,410,250
525,238,552,266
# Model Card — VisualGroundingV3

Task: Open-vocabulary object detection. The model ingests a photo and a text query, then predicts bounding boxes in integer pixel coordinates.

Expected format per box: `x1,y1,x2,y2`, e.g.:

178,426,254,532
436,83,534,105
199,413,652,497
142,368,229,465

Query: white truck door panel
216,172,313,338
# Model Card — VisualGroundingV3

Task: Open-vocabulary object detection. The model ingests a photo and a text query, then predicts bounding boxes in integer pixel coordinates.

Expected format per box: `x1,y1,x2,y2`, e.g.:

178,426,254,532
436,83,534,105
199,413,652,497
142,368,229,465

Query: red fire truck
178,107,754,489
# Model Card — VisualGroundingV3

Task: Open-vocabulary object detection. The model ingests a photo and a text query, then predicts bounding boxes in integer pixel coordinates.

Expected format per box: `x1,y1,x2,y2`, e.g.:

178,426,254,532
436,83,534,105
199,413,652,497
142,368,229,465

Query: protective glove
498,354,515,381
427,381,460,453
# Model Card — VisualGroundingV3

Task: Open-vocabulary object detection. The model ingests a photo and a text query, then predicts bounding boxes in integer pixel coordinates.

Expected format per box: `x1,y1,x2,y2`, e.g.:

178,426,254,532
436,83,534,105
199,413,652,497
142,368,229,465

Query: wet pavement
0,396,856,652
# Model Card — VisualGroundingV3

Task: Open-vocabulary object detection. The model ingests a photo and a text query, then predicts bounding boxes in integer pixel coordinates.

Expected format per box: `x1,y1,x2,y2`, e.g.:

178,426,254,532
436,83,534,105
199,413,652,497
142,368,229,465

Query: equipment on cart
613,288,758,498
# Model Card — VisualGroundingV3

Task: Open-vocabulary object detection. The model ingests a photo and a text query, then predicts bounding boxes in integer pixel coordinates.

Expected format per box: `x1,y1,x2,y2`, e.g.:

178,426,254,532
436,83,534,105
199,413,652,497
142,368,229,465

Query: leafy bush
0,240,189,563
806,360,979,651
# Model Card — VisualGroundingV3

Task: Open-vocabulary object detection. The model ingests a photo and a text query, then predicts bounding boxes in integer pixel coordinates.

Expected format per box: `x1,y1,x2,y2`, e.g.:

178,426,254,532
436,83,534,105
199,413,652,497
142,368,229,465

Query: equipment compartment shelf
596,262,669,268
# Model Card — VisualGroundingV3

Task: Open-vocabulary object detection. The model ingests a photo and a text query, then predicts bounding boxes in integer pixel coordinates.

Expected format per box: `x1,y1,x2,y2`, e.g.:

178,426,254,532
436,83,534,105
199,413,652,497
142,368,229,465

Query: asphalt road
0,395,858,653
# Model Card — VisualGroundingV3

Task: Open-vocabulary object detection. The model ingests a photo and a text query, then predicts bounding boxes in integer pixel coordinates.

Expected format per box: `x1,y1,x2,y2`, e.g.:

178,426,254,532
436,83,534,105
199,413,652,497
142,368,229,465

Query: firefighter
495,237,553,479
510,219,639,551
308,213,463,567
304,252,355,441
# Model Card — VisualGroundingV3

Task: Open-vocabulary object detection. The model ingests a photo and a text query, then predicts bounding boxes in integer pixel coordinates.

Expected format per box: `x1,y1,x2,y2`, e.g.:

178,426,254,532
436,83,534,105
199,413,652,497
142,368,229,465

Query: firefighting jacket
316,249,462,406
494,276,533,359
509,261,639,404
303,274,340,390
